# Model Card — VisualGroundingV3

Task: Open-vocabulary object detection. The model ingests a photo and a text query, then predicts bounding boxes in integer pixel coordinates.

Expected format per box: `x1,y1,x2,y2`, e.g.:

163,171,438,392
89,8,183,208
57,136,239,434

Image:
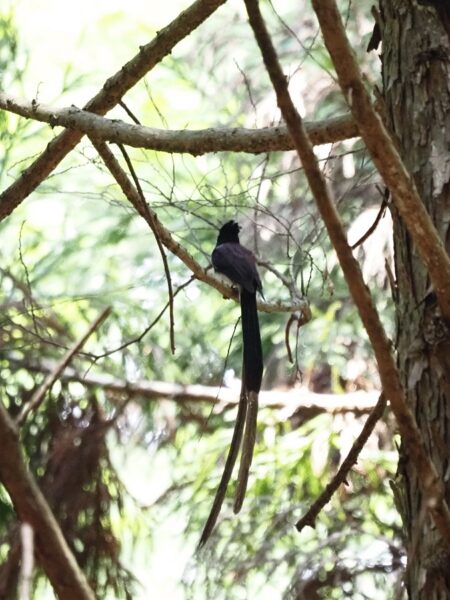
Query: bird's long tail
240,289,263,393
233,289,263,513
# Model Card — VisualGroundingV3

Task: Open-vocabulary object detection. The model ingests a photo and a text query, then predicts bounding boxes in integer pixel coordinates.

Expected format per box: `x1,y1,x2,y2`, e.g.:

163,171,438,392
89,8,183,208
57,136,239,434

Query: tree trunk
380,1,450,597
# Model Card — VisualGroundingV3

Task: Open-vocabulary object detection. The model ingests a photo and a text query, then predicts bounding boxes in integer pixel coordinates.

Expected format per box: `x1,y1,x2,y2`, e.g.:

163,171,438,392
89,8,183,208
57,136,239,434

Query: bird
198,221,264,547
211,220,263,393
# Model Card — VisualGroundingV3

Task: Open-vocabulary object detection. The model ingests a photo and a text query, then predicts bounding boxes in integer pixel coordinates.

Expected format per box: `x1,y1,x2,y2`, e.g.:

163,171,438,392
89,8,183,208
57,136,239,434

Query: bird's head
216,220,241,245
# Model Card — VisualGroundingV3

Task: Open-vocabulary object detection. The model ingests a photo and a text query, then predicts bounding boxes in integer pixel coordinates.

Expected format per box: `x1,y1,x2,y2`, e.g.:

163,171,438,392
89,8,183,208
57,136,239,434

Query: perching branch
0,404,95,600
0,92,358,156
0,0,228,221
312,0,450,321
243,0,450,548
91,140,310,316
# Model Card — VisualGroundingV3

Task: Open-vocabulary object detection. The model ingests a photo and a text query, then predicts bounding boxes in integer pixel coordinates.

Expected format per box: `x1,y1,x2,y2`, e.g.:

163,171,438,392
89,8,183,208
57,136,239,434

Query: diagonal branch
0,91,358,155
0,0,228,221
311,0,450,321
296,393,387,532
90,140,310,316
15,307,111,427
243,0,450,548
0,403,95,600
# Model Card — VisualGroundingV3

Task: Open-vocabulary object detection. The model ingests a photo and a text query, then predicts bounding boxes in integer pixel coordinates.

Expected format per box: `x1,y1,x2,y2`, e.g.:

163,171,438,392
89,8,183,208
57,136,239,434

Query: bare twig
312,0,450,321
87,276,195,360
243,0,450,548
0,92,358,156
15,307,111,426
6,357,382,413
118,100,141,125
116,143,176,353
296,393,387,532
0,404,95,600
351,197,388,250
0,0,228,221
285,310,311,364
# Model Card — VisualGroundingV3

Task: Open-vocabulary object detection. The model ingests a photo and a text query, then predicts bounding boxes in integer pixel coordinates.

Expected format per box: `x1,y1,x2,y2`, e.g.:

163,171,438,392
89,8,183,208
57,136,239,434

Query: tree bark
381,1,450,597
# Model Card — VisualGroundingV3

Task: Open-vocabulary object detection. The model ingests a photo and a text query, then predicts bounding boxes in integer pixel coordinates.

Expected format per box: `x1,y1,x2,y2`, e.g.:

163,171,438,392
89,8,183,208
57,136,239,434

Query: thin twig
18,222,39,336
351,197,388,250
285,314,296,364
88,276,194,360
285,310,310,365
119,100,141,125
296,393,387,532
15,307,111,426
116,143,176,353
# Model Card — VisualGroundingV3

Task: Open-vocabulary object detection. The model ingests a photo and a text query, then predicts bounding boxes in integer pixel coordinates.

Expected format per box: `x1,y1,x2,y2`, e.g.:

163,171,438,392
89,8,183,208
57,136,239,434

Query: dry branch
91,139,309,316
296,393,387,532
0,0,228,221
15,307,111,426
0,403,95,600
9,358,380,414
0,92,358,155
243,0,450,548
311,0,450,321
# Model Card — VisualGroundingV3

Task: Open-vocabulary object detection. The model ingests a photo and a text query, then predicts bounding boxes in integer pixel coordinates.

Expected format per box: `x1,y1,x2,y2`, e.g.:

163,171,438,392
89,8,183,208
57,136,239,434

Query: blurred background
0,1,403,598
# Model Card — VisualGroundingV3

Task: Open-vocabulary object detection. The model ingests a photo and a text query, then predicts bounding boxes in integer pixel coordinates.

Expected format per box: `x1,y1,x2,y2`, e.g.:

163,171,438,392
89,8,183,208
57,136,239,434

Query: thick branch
15,307,111,426
0,92,358,155
91,139,309,315
9,358,379,414
0,0,228,221
0,403,95,600
312,0,450,321
244,0,450,547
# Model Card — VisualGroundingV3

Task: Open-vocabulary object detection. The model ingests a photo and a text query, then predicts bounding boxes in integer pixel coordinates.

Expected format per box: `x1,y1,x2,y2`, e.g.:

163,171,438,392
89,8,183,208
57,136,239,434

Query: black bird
198,221,263,547
212,220,263,393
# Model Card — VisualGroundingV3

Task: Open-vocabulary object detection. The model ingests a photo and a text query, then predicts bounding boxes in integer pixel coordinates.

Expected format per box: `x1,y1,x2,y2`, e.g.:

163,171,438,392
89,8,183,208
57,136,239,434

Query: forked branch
0,0,228,221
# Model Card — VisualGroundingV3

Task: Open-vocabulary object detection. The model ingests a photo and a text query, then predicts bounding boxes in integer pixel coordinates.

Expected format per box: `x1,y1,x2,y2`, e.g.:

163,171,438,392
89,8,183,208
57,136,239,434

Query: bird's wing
212,243,262,294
